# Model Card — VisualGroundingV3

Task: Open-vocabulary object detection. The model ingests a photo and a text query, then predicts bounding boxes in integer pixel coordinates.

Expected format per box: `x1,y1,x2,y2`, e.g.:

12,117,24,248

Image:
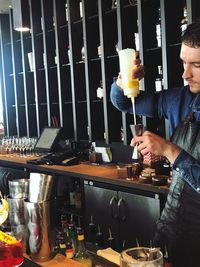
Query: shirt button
176,167,180,172
197,188,200,193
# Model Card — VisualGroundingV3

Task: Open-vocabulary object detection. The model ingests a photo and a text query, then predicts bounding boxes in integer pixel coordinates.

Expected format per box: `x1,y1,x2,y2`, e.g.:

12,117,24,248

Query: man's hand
131,131,181,164
116,59,144,89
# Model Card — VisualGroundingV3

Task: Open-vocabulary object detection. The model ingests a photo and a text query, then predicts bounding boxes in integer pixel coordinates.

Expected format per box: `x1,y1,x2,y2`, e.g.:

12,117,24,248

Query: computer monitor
34,127,63,153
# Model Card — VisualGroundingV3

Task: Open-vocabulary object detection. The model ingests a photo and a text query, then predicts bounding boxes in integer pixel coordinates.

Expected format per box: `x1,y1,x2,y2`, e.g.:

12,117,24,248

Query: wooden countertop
24,254,85,267
0,154,168,194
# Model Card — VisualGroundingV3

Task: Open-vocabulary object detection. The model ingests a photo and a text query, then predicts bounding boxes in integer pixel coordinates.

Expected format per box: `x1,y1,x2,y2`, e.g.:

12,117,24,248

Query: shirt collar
189,93,200,112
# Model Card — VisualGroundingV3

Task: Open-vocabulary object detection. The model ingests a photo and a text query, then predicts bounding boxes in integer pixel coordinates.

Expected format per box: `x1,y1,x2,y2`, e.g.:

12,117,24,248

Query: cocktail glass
0,227,24,267
120,247,163,267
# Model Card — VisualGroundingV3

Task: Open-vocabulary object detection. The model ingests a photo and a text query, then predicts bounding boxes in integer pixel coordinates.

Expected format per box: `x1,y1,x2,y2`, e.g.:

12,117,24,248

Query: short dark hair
181,18,200,47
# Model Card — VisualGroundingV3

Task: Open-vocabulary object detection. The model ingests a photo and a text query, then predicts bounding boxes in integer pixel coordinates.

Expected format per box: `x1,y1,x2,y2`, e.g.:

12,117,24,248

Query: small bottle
57,233,66,255
81,46,85,62
74,229,92,267
68,222,78,254
97,80,103,99
134,32,140,51
66,230,74,259
155,65,164,91
181,6,188,33
80,1,83,18
65,3,68,22
156,8,161,47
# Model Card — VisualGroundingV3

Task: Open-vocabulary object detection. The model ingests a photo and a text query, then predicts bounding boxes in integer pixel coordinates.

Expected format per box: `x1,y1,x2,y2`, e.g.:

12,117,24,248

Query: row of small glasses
0,136,38,157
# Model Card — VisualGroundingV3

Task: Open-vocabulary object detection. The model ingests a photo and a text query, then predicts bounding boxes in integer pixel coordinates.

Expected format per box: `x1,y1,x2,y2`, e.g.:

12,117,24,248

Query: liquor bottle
155,65,164,92
68,222,78,254
97,80,103,99
74,229,92,267
181,6,188,33
57,232,66,255
156,8,161,47
66,229,74,259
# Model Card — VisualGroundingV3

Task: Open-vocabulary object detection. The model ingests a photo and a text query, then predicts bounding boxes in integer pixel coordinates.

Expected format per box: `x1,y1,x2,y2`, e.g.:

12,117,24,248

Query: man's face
180,43,200,93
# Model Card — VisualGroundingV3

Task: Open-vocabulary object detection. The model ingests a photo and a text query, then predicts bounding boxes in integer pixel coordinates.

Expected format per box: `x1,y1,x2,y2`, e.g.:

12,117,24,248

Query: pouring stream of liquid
131,97,137,125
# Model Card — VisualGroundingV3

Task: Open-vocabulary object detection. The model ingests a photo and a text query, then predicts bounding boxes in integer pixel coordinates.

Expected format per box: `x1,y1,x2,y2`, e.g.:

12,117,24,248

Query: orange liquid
0,241,23,267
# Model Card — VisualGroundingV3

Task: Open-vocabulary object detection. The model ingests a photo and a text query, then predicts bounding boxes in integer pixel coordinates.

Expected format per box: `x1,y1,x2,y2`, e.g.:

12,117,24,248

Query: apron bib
155,118,200,267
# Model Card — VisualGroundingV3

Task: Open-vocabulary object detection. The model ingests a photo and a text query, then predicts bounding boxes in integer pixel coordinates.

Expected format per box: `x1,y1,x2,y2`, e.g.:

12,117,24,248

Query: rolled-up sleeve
172,149,200,193
110,82,159,117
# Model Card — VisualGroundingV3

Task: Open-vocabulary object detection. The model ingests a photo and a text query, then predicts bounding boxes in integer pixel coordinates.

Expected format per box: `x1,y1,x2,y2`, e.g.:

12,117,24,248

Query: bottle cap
123,83,140,98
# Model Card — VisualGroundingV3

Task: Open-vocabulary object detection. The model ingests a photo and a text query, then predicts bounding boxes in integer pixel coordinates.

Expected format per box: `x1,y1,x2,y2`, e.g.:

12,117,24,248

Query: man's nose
182,65,192,80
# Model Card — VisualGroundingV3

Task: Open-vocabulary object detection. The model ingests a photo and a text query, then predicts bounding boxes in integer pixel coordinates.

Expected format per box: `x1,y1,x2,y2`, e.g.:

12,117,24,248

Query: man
110,19,200,267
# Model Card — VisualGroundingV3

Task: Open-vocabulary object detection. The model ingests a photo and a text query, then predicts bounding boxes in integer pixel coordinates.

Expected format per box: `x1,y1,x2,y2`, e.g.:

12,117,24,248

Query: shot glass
130,124,146,161
130,124,145,137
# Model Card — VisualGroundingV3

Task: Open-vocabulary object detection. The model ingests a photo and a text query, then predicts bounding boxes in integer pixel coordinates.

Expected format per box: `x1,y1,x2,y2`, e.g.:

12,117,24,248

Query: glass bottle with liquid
155,65,164,92
156,8,161,47
181,6,188,33
74,229,92,267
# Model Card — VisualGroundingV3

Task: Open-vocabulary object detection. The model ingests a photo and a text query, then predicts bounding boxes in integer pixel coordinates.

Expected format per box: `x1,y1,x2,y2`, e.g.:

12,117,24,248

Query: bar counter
23,254,85,267
0,154,168,195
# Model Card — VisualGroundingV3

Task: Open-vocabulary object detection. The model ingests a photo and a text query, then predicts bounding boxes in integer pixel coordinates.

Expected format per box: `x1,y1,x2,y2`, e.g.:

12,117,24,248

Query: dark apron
154,116,200,267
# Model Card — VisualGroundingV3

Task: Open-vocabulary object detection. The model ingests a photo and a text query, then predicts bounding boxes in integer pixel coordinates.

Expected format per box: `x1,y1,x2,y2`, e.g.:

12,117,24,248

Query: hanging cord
183,111,195,124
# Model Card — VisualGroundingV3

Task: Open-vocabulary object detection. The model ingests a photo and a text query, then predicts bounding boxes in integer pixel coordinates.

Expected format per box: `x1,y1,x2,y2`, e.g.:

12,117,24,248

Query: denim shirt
110,82,200,192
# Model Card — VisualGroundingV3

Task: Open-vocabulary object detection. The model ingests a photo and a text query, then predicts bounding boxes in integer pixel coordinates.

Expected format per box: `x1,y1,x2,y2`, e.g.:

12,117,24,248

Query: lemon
0,193,9,226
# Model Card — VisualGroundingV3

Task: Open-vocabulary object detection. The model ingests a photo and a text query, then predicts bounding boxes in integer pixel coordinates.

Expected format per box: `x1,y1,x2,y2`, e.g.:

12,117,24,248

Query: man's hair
181,18,200,47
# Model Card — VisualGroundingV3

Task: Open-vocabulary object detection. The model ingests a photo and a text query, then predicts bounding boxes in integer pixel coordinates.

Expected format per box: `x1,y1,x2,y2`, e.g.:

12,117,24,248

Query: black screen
34,127,62,152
